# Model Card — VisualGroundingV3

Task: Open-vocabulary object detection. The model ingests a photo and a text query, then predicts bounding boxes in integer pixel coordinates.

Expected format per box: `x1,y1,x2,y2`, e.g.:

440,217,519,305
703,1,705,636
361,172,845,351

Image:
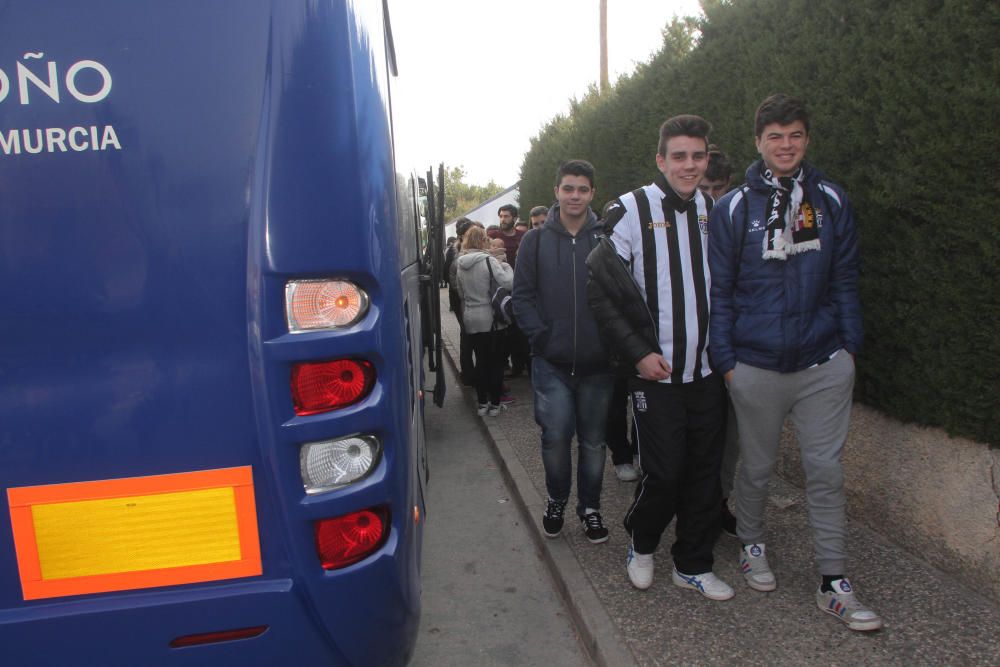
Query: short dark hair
705,144,733,182
498,203,518,218
529,205,548,217
554,159,596,188
754,94,810,137
455,217,475,239
657,115,711,156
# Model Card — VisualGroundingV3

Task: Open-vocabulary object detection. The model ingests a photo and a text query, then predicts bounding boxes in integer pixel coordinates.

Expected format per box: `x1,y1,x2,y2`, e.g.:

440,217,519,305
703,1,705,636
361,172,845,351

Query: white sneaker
615,463,639,481
487,404,500,417
626,543,654,590
817,578,882,631
740,543,777,592
672,567,735,601
477,403,489,416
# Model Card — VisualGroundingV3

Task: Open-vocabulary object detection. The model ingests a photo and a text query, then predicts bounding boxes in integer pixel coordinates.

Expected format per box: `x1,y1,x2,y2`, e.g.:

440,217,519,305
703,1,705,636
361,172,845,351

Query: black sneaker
720,499,737,538
580,511,609,544
542,499,567,537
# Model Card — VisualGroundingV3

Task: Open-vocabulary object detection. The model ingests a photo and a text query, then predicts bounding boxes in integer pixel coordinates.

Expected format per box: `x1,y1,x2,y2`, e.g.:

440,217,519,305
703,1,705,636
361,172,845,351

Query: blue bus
0,1,441,664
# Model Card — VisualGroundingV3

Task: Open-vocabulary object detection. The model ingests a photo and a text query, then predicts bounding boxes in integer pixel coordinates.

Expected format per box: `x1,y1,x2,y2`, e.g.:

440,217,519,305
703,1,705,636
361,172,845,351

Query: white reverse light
300,435,381,494
286,280,369,333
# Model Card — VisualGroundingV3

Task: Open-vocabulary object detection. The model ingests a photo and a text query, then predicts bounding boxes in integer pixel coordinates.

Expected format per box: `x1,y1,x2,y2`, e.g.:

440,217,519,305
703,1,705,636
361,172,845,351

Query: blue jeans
532,357,613,518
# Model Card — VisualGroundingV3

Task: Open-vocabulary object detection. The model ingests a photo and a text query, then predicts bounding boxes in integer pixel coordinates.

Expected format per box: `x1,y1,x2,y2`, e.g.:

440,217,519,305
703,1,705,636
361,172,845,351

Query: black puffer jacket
586,234,660,375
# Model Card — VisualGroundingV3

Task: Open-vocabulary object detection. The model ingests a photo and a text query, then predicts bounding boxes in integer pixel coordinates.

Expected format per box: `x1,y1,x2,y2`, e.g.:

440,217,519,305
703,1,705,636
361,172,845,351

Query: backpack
485,257,514,328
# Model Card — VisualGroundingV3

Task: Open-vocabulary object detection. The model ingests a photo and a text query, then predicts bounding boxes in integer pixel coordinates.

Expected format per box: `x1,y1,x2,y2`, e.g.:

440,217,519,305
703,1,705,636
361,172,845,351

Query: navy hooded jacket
512,205,610,375
707,160,863,374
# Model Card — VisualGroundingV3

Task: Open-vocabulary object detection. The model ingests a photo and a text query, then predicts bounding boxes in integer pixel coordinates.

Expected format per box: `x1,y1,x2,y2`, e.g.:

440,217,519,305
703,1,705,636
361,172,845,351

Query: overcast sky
386,0,704,187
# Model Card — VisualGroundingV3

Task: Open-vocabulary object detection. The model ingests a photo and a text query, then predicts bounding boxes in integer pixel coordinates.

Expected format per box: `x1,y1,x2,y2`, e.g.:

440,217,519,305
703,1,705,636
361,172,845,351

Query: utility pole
599,0,609,92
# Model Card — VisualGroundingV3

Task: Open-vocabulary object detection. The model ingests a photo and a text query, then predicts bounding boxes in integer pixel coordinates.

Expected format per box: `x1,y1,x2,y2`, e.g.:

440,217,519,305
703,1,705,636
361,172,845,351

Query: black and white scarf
761,165,820,260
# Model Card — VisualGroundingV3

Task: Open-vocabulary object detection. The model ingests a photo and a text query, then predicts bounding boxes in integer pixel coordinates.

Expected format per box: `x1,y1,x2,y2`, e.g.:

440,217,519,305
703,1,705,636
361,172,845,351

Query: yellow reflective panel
32,487,241,580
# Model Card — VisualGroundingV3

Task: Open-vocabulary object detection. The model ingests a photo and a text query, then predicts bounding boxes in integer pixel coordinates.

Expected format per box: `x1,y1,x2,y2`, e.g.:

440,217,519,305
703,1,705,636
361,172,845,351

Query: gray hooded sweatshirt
456,249,514,334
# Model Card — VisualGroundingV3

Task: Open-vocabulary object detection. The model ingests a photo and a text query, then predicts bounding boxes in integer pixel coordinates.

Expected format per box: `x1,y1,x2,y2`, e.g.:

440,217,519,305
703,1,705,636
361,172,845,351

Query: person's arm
511,230,547,347
491,256,514,290
456,262,466,302
442,247,455,281
825,185,863,357
587,202,669,380
586,243,665,378
708,191,740,380
616,215,671,380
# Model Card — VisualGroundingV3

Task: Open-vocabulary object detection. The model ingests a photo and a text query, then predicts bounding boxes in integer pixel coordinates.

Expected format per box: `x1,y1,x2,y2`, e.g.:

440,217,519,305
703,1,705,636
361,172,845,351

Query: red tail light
169,625,268,648
314,507,389,570
291,359,375,415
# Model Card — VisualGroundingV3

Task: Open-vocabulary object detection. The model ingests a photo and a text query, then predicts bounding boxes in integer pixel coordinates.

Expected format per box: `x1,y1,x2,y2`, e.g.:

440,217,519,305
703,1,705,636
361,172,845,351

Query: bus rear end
0,2,426,665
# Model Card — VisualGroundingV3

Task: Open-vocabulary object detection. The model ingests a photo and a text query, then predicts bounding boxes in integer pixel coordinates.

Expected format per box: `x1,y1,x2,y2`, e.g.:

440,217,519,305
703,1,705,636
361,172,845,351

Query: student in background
457,225,513,417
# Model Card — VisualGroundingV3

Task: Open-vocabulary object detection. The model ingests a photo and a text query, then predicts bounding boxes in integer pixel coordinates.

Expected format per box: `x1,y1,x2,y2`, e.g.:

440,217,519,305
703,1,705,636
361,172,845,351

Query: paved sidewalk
439,289,1000,666
411,350,589,666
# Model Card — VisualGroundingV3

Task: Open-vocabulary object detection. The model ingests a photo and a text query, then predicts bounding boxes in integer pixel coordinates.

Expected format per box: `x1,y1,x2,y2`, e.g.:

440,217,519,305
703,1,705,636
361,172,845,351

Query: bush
519,0,1000,446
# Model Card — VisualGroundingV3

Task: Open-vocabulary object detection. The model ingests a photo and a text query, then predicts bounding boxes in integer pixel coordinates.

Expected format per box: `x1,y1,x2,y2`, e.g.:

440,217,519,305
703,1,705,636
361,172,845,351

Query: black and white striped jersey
608,174,714,384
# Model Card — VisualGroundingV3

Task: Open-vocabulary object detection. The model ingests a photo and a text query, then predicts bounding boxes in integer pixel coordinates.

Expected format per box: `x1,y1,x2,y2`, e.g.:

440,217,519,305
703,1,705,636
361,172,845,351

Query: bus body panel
0,1,423,664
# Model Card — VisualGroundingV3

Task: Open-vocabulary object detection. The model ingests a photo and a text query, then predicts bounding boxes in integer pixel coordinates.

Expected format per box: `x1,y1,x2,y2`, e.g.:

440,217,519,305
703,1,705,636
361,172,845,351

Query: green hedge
518,0,1000,446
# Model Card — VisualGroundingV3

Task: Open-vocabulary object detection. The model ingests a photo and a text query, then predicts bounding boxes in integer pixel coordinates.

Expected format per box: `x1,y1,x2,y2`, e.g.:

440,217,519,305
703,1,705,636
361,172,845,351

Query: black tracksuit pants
606,376,637,465
624,374,726,574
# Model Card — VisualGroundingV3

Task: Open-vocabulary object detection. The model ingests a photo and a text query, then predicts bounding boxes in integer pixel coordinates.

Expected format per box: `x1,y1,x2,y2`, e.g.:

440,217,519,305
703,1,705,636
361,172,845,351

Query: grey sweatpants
720,398,739,499
728,351,855,575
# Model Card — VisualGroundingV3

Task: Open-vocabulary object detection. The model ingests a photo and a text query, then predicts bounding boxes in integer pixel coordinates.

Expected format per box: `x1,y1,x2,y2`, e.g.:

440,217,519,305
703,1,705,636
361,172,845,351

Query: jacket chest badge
698,214,708,235
797,203,823,228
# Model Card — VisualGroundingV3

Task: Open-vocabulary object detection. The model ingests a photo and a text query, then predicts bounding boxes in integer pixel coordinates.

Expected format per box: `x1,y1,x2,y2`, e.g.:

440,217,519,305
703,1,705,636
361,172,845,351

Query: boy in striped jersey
587,115,733,599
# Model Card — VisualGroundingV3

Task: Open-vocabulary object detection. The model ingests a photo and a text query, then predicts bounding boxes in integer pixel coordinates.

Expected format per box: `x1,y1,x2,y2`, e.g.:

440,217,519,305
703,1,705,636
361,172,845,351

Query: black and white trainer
542,498,567,537
580,509,609,544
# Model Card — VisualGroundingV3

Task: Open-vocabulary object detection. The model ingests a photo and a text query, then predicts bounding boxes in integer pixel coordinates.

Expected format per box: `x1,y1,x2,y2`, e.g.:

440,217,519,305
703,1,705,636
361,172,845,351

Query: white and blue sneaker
817,578,882,631
672,567,735,600
626,543,654,590
740,543,777,592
